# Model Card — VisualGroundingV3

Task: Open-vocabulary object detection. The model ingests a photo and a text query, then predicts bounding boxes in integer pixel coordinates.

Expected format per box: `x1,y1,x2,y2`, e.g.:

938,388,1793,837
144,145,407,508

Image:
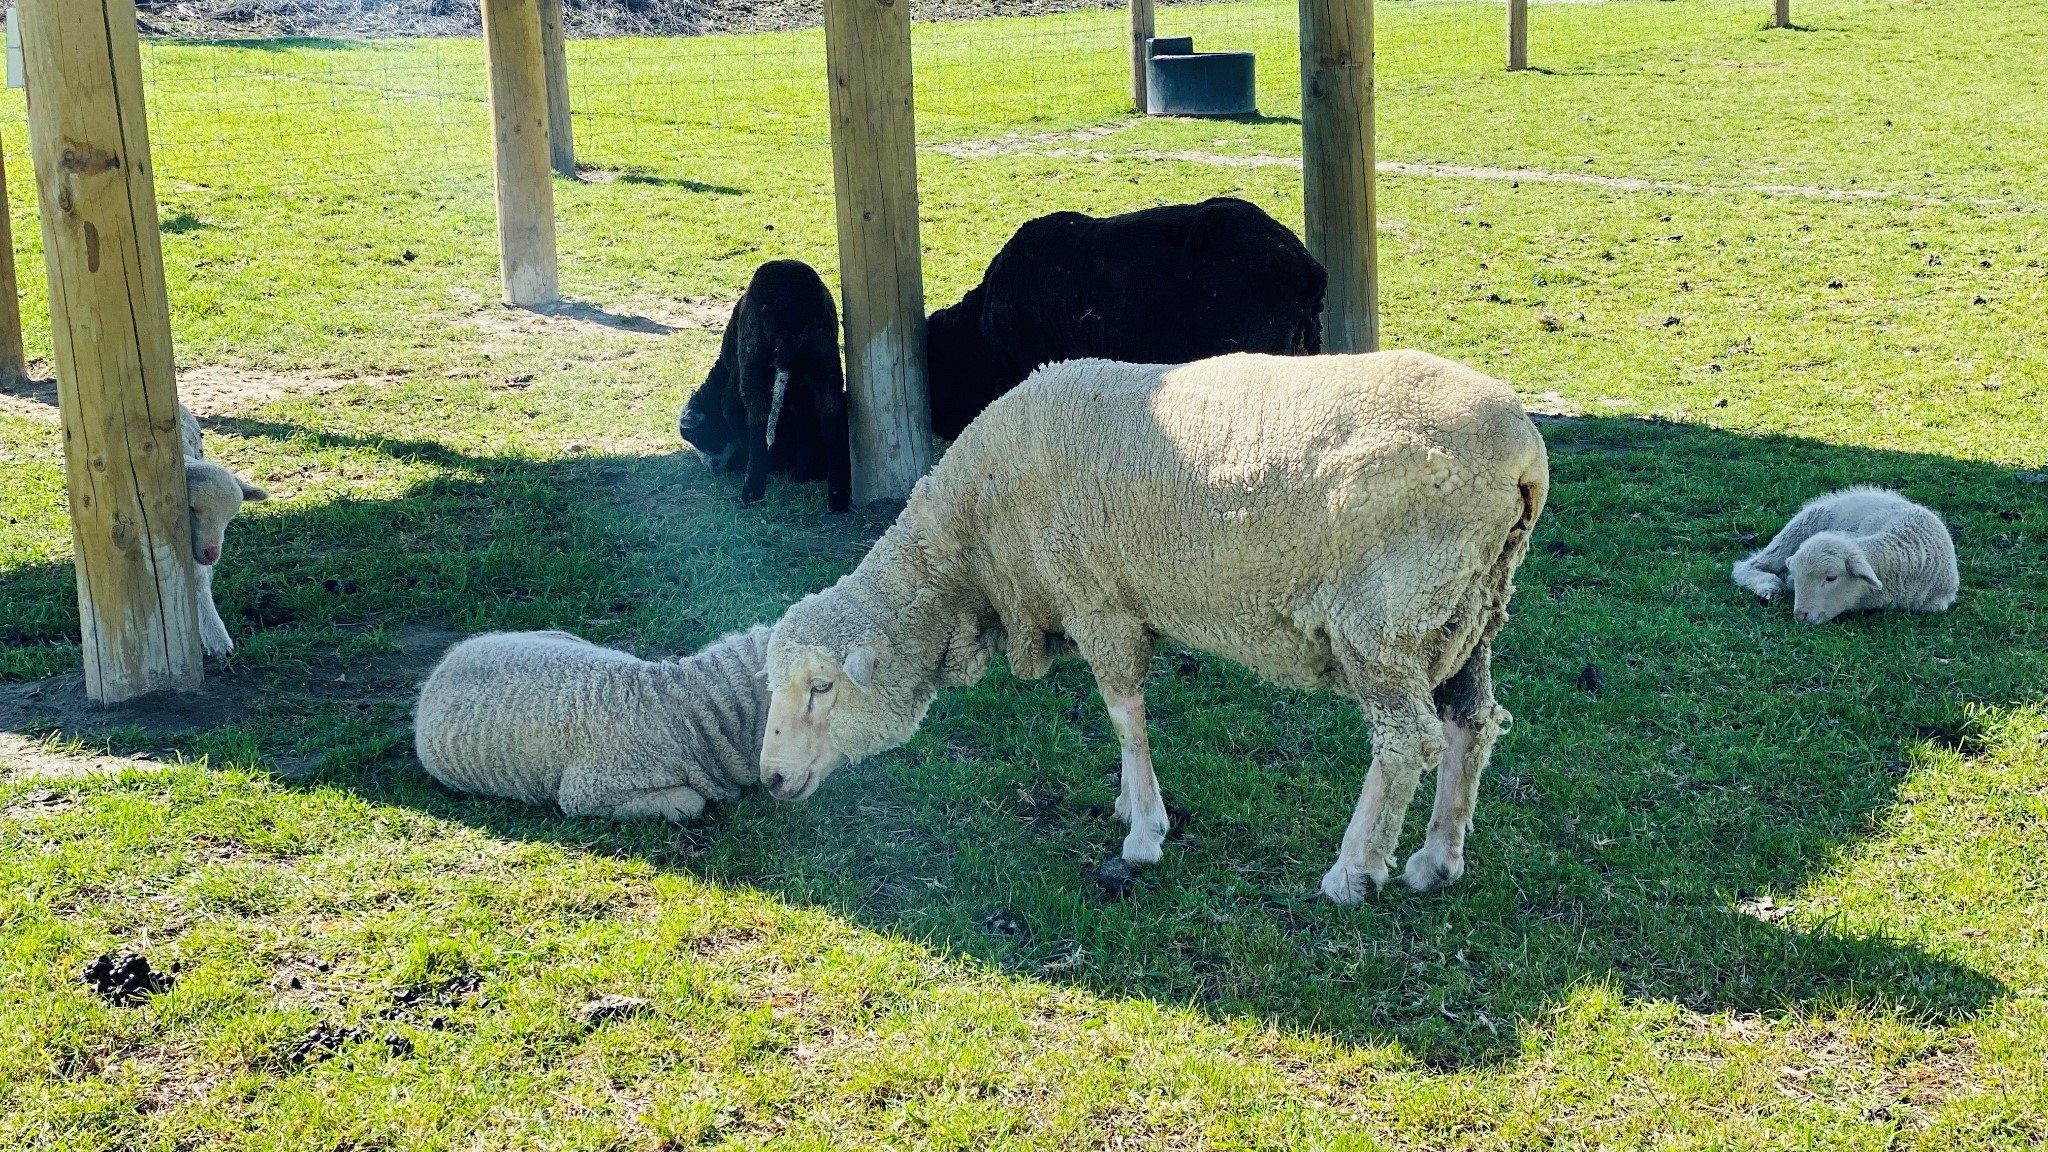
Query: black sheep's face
678,387,739,470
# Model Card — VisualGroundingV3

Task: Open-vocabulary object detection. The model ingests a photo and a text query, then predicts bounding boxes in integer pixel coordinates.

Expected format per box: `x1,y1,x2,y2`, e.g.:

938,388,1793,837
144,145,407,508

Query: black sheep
924,197,1326,440
679,260,851,512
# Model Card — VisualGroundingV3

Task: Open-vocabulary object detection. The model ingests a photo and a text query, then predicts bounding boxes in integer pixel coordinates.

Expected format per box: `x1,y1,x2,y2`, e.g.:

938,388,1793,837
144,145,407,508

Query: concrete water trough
1145,36,1256,118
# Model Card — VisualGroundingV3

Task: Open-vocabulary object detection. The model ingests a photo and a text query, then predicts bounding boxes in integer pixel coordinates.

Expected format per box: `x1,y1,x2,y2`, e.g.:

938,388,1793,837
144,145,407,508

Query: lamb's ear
842,643,877,692
239,479,270,502
1847,552,1883,588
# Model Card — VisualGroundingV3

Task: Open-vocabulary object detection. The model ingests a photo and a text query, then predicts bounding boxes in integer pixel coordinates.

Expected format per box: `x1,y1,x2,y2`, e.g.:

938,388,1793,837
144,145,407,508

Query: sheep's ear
239,479,270,502
1847,553,1883,588
842,644,877,692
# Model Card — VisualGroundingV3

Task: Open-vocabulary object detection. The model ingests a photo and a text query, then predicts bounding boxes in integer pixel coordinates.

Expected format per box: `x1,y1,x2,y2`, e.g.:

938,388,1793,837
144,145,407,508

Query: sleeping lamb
1731,487,1958,624
758,351,1548,904
414,626,770,822
179,406,269,656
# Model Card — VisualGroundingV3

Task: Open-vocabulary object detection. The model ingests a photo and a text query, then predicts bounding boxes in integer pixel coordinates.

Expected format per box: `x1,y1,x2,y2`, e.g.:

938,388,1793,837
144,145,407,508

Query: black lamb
924,196,1326,440
679,259,851,512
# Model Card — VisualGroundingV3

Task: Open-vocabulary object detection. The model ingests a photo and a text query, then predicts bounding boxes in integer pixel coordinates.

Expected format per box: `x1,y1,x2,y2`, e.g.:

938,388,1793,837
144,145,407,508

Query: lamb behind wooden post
414,626,771,822
178,405,269,657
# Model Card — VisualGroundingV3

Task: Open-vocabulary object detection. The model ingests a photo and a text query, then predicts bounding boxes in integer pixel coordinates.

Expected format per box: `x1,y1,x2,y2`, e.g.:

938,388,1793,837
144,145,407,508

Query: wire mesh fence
0,0,1837,357
26,1,1797,196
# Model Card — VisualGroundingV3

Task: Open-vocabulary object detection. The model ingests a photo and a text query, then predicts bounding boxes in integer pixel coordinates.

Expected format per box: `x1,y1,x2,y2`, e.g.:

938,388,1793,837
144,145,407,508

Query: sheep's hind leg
1322,677,1443,906
1404,642,1506,893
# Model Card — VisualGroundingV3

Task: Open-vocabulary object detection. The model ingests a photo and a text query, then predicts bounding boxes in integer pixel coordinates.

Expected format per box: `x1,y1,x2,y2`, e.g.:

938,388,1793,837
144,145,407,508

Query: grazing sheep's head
758,640,865,802
185,457,268,567
1787,531,1882,624
761,589,960,801
679,370,740,471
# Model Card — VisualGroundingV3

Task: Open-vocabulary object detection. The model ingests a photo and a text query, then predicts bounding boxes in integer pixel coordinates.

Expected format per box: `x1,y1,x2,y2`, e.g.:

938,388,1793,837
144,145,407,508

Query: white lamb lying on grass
1732,487,1958,624
179,405,269,656
413,627,771,822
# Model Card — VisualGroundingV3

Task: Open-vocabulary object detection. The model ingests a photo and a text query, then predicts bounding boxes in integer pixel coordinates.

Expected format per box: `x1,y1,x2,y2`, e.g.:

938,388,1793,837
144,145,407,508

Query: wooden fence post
480,0,559,306
1299,0,1378,353
825,0,931,505
537,0,576,178
1130,0,1156,113
0,132,26,387
1507,0,1528,71
20,0,204,703
1773,0,1790,28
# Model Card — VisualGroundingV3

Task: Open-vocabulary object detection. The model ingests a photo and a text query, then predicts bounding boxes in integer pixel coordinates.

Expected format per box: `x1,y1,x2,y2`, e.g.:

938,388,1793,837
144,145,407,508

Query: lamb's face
679,374,740,471
185,458,268,567
1787,532,1881,624
759,644,863,802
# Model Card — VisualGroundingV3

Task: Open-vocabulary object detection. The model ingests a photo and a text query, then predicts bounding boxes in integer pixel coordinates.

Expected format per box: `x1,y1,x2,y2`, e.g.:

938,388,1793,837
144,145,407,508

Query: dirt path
926,136,2032,211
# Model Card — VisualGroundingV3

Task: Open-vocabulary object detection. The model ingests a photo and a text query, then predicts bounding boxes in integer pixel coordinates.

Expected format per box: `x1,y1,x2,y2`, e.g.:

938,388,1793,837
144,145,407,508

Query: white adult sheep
1731,487,1958,624
179,405,269,656
759,351,1548,905
414,626,771,822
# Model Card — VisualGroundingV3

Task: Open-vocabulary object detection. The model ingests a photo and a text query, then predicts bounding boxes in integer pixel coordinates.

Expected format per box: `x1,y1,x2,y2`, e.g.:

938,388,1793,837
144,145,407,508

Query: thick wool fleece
1732,486,1958,618
771,349,1547,757
416,626,771,821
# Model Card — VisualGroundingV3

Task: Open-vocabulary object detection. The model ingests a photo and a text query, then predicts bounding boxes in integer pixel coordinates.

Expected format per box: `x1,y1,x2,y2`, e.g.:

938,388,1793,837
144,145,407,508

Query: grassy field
4,0,2047,1147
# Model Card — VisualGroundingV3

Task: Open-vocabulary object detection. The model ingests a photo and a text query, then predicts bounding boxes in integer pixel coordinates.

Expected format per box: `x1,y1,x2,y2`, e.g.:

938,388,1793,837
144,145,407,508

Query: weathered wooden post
1507,0,1528,71
0,132,27,387
1129,0,1156,113
480,0,559,305
1773,0,1790,28
20,0,205,702
824,0,932,504
1299,0,1378,352
537,0,576,178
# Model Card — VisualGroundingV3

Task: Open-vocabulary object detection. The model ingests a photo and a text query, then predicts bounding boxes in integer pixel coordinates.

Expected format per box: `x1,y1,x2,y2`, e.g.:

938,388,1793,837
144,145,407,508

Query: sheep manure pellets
1732,487,1958,624
414,627,771,822
758,350,1549,905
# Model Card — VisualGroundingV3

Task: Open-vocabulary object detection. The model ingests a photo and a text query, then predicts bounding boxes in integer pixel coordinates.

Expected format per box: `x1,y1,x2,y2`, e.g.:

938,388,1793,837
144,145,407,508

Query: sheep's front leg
196,565,234,657
738,408,773,507
1104,688,1169,865
1322,690,1443,906
603,785,708,824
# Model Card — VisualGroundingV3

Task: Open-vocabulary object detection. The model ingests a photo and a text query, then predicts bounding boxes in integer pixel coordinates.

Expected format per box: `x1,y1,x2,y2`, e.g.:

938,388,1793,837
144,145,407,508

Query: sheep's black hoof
826,496,851,514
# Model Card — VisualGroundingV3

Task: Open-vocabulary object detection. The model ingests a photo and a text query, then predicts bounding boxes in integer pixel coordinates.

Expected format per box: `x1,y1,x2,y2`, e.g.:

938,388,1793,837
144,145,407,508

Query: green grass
4,0,2048,1146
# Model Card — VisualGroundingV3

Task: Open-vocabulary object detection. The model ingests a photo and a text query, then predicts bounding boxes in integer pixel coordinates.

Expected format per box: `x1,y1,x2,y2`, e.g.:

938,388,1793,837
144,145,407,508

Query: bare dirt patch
177,365,381,416
459,298,729,340
0,365,58,422
1,363,389,424
0,623,462,777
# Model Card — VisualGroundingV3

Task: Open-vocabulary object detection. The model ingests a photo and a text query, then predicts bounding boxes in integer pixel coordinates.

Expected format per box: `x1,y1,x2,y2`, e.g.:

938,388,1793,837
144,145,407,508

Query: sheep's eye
1824,574,1838,583
809,679,833,695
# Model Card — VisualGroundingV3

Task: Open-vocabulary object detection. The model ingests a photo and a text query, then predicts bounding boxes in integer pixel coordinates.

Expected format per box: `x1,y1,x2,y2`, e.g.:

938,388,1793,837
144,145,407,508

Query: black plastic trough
1144,36,1256,118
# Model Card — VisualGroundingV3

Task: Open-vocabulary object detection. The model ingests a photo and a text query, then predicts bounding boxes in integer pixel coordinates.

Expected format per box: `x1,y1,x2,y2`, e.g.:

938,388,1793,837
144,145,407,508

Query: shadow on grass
5,413,2042,1064
575,165,747,196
